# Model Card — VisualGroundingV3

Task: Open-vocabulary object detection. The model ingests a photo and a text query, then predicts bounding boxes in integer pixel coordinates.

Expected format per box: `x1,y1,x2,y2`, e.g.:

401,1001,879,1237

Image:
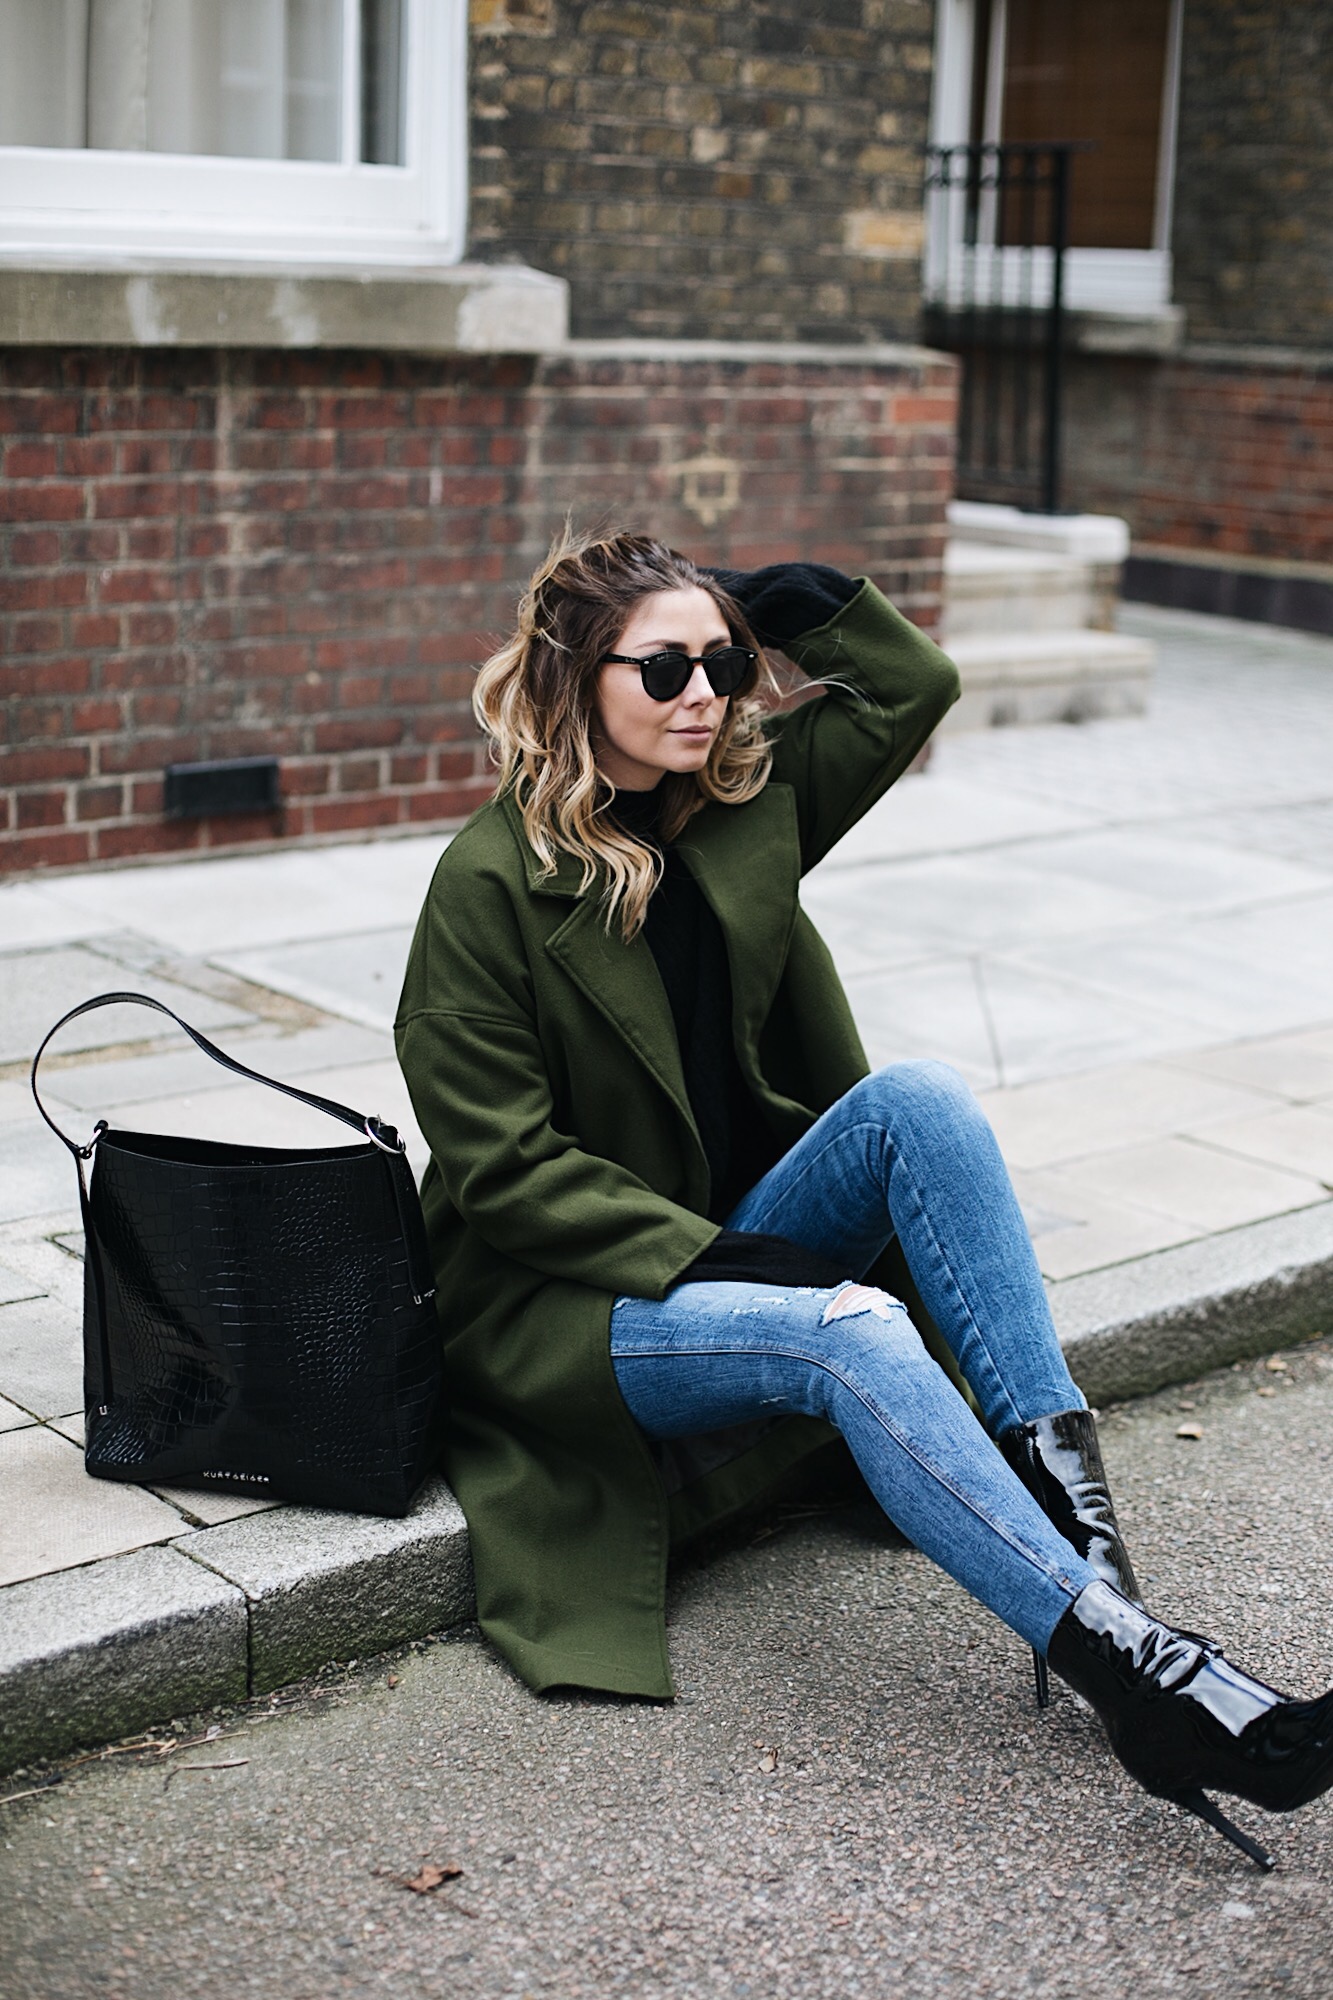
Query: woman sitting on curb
396,528,1333,1871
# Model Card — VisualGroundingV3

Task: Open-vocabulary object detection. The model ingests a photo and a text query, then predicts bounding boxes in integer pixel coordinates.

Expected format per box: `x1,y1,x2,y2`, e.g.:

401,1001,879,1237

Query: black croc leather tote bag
32,992,445,1518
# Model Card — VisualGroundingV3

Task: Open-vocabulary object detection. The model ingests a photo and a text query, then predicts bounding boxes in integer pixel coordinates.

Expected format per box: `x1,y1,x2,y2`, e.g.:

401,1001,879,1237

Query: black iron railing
923,142,1081,515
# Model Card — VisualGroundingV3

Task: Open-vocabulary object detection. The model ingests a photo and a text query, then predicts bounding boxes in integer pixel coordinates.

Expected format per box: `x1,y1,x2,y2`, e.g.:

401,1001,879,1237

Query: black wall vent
164,756,281,820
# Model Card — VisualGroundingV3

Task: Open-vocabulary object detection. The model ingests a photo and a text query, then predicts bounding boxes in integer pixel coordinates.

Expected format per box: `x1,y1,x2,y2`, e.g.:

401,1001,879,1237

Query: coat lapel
497,793,696,1132
544,892,699,1142
675,784,799,1063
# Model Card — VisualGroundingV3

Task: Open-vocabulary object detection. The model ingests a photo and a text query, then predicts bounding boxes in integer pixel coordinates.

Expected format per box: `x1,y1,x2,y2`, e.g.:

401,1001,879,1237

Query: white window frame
927,0,1184,316
0,0,467,271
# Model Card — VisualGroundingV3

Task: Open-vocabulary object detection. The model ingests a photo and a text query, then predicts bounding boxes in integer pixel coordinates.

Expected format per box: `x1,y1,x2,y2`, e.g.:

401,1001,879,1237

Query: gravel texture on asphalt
2,1337,1331,2000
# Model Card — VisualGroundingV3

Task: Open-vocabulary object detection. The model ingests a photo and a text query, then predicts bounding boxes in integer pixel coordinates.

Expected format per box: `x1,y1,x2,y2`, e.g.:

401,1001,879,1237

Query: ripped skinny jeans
609,1061,1097,1652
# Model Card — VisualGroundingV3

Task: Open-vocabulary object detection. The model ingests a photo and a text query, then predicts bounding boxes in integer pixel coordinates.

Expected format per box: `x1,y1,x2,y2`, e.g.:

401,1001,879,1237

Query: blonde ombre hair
473,527,780,940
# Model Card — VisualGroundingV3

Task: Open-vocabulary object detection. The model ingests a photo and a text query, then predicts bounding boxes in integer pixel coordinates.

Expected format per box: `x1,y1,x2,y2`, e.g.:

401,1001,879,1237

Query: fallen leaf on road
1256,1386,1276,1398
1176,1424,1204,1440
403,1863,465,1895
1265,1357,1288,1373
387,1674,399,1688
758,1748,778,1773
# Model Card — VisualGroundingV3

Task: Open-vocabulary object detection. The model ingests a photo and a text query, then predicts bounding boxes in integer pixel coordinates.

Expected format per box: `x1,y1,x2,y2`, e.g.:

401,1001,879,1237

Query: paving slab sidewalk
1,604,1331,1774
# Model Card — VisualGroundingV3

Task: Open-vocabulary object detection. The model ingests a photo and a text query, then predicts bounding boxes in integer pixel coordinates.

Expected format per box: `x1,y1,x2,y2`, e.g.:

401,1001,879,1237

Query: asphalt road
3,1337,1332,2000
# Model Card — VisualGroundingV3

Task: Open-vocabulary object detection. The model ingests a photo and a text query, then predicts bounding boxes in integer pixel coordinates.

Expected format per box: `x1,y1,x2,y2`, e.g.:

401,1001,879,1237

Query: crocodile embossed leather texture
81,1129,445,1517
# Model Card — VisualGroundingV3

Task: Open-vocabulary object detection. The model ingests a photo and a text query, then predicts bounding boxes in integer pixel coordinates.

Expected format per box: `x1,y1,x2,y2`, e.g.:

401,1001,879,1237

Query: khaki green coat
395,583,960,1698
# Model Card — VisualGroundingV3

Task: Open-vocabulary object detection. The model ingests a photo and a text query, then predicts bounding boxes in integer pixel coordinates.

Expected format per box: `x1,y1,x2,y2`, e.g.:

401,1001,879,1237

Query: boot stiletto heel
1173,1790,1274,1871
999,1407,1142,1711
1033,1650,1050,1710
1046,1579,1333,1870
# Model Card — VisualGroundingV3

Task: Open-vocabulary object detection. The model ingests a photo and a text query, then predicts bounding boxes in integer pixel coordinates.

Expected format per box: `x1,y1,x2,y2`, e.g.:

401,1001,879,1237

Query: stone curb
0,1480,471,1778
1052,1204,1333,1405
181,1481,474,1695
2,1208,1330,1778
0,1546,247,1771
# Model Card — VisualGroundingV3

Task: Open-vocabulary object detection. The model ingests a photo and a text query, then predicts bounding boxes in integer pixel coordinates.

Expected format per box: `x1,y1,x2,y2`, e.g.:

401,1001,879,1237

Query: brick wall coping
1069,308,1185,357
0,262,568,354
560,336,951,370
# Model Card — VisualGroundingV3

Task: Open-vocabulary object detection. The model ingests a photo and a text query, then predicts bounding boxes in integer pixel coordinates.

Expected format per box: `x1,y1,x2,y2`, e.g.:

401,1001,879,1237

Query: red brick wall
0,343,956,874
1064,352,1333,566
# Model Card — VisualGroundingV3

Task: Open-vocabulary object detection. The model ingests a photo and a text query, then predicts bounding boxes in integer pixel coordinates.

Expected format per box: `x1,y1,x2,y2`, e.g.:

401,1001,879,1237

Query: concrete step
948,499,1131,563
942,627,1156,730
943,537,1117,638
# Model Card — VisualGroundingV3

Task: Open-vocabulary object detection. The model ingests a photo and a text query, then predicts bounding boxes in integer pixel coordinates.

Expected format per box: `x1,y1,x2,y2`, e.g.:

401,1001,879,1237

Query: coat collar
500,780,797,919
500,788,586,900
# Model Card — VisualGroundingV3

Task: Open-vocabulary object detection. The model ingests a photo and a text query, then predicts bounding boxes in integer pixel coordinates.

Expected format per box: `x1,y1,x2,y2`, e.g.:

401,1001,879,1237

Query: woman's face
592,585,733,791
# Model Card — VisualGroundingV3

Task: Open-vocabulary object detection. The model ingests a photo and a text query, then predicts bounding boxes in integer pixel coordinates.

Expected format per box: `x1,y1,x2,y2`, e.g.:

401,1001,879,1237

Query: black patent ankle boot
1046,1579,1333,1870
1000,1407,1142,1709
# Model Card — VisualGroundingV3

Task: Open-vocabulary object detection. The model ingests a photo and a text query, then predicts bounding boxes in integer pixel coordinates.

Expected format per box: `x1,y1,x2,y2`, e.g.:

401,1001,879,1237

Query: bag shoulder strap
30,990,402,1158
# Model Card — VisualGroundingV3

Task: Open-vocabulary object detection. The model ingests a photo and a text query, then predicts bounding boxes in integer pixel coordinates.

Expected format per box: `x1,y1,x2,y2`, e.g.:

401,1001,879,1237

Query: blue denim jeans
609,1061,1098,1651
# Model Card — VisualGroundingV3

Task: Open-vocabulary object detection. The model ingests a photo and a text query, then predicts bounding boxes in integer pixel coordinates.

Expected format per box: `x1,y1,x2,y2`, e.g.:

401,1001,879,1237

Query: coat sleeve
763,578,960,874
395,856,719,1299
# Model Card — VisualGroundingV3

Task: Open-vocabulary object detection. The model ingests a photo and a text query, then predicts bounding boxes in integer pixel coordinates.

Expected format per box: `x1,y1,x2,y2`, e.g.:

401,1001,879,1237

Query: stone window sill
0,260,568,353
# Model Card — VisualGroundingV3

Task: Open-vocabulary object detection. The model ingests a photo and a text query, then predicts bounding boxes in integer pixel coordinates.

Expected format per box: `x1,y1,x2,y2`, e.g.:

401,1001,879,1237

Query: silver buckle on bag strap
76,1120,109,1161
363,1116,406,1155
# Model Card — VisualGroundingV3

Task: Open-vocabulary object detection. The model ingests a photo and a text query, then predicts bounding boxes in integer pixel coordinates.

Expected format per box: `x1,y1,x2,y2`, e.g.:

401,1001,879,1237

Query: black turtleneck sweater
607,786,848,1291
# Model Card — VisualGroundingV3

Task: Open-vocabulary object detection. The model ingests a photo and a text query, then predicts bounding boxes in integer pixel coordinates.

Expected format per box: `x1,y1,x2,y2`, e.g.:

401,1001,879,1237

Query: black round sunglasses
600,644,757,703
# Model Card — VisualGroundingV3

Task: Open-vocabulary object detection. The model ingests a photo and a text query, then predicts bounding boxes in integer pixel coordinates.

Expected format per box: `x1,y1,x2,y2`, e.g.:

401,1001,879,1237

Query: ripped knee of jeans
820,1282,903,1326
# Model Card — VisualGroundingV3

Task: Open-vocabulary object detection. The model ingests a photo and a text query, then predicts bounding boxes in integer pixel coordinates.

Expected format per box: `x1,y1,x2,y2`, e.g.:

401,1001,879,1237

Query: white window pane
146,0,226,156
0,0,464,268
361,0,404,164
287,0,343,162
0,0,89,146
218,0,287,158
1,0,345,160
88,0,153,152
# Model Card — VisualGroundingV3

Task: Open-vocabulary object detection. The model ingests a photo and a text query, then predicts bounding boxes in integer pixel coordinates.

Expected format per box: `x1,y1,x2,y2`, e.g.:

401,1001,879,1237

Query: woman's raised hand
703,562,859,648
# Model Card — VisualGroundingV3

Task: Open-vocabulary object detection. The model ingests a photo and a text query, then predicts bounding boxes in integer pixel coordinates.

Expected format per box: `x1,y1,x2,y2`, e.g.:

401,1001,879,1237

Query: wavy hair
473,526,780,940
